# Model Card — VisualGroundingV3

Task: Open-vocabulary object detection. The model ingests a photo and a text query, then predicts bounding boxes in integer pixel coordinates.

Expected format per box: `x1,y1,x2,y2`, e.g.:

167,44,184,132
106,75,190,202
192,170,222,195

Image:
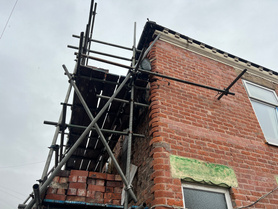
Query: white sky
0,0,278,208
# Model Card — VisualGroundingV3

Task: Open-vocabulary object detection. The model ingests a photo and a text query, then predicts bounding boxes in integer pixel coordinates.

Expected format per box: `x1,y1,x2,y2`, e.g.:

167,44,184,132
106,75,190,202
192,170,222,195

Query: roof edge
137,21,278,83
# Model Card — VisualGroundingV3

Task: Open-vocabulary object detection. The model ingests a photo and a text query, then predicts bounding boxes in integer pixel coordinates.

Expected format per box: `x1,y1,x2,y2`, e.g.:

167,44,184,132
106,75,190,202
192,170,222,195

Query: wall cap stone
170,155,238,188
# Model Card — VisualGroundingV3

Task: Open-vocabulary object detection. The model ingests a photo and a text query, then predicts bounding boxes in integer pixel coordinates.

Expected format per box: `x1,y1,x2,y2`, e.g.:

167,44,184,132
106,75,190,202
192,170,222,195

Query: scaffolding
19,1,247,208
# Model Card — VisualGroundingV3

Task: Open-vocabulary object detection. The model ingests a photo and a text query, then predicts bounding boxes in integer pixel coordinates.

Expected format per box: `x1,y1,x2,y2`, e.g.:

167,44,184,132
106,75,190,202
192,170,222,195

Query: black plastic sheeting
65,65,149,171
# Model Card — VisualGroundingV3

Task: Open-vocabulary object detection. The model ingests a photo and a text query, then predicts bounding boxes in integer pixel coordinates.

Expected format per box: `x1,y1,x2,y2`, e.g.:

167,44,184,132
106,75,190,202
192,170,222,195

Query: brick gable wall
141,40,278,208
43,39,278,208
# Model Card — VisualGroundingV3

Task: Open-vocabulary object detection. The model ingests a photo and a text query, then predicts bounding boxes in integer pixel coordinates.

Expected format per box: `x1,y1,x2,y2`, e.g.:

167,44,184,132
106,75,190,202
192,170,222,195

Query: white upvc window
182,183,233,209
243,80,278,146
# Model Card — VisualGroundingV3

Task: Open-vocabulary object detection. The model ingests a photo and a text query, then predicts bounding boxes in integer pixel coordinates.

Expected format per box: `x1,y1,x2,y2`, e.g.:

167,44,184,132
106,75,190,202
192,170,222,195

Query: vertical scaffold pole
40,83,72,181
86,0,97,65
25,67,135,209
59,103,67,162
124,22,136,209
63,65,138,202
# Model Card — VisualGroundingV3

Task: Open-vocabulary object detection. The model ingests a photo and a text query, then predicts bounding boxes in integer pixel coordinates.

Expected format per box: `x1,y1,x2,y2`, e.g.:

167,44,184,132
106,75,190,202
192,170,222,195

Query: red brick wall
110,111,154,207
131,113,154,206
145,40,278,208
45,170,122,205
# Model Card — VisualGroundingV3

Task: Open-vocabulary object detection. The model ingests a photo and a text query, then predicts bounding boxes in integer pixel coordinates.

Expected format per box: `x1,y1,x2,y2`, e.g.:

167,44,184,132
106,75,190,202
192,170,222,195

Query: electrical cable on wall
235,186,278,209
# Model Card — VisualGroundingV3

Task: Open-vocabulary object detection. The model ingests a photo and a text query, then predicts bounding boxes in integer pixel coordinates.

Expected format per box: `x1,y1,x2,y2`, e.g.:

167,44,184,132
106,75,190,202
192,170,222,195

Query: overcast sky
0,0,278,208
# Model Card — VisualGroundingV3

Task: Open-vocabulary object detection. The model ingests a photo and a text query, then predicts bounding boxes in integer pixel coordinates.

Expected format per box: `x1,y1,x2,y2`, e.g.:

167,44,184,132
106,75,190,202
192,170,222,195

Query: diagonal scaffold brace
217,69,247,100
24,65,136,209
62,64,138,203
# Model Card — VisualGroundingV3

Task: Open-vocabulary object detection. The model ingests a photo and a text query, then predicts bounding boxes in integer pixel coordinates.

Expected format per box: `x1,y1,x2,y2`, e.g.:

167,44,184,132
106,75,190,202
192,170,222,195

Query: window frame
182,182,233,209
243,80,278,146
243,80,278,106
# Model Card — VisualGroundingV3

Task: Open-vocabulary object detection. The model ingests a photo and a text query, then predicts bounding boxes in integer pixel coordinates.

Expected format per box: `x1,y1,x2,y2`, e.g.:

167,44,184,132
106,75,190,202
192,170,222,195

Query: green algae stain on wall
170,155,238,187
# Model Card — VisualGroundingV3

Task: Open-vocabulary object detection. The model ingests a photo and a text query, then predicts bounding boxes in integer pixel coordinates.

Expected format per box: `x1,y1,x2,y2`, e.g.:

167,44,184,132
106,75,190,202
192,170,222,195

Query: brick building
131,22,278,209
21,17,278,209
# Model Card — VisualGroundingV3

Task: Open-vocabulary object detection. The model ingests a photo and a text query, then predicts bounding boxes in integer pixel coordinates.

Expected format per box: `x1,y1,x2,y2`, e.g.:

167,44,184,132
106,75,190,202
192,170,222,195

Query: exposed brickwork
111,109,154,206
45,170,123,205
142,40,278,209
45,193,66,201
131,111,154,206
43,38,278,209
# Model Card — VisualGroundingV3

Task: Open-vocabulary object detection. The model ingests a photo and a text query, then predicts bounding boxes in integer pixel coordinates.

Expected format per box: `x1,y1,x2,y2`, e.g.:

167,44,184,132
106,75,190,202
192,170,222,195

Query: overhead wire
0,160,51,169
0,0,19,39
0,188,24,201
0,196,14,209
0,185,26,198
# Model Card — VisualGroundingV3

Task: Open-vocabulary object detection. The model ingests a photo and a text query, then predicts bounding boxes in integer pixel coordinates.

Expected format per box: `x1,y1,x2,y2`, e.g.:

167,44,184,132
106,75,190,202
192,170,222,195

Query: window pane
183,188,228,209
246,82,278,105
252,100,278,144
